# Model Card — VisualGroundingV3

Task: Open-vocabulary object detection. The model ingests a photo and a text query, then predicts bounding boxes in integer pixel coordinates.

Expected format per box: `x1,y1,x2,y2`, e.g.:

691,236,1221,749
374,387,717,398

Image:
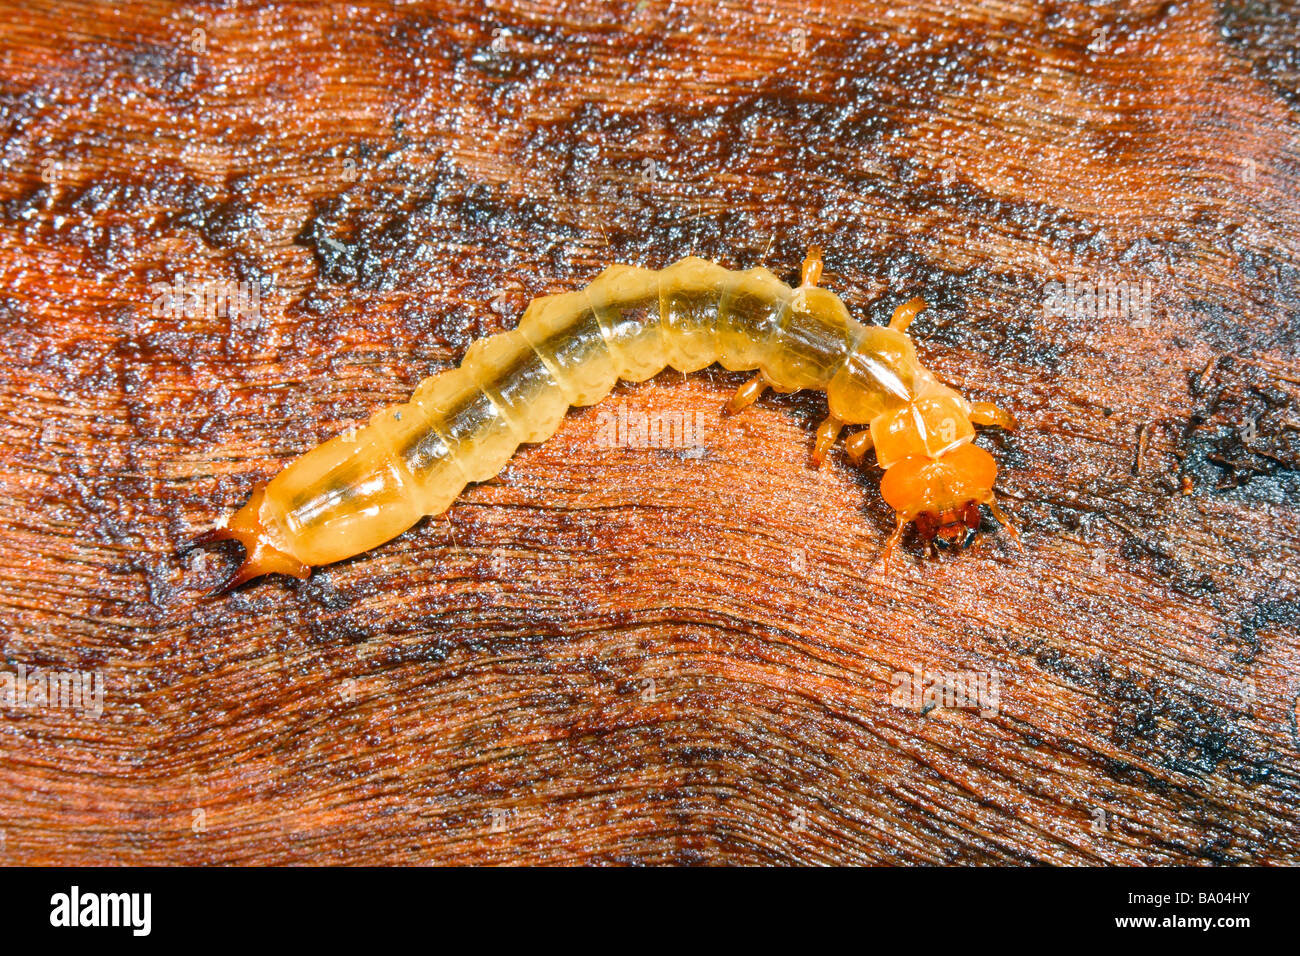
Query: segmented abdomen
257,257,921,566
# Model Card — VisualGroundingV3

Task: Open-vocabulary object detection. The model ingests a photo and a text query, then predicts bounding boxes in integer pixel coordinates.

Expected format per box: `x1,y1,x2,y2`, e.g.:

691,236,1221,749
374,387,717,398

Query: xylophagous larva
197,248,1018,592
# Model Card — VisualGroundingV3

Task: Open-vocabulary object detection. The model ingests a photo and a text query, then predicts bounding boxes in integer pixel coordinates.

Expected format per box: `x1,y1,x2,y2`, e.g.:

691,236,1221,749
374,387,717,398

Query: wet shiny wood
0,0,1298,864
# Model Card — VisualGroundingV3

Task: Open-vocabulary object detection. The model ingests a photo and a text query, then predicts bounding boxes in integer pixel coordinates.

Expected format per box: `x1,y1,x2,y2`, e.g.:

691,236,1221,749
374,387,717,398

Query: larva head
879,444,997,549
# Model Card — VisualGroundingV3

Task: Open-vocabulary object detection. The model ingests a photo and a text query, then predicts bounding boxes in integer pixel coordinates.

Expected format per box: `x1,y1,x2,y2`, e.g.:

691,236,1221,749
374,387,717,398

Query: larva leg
985,496,1023,549
724,371,770,415
844,429,874,465
876,515,910,570
800,245,824,288
970,401,1017,431
811,415,843,467
889,296,927,332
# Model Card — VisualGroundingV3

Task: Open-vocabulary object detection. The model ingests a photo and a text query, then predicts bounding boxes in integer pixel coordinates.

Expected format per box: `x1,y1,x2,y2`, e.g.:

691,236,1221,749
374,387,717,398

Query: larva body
203,252,1017,589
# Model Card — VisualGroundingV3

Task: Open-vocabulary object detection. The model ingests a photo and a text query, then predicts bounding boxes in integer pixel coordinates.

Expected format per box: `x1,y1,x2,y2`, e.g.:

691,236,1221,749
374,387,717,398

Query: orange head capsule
877,443,1012,560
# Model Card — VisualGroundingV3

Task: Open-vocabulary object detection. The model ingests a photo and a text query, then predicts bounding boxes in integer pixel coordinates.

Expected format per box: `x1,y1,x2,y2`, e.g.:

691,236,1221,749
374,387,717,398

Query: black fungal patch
1219,0,1300,108
1180,354,1300,500
1214,597,1300,666
900,264,1072,370
171,174,266,250
1186,286,1300,357
292,152,580,319
1033,648,1275,790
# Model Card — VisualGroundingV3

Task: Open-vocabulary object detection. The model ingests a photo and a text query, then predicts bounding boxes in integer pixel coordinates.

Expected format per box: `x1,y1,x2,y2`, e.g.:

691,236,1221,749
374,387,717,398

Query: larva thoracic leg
811,415,843,468
844,428,874,465
198,253,1019,592
724,372,771,416
969,400,1017,431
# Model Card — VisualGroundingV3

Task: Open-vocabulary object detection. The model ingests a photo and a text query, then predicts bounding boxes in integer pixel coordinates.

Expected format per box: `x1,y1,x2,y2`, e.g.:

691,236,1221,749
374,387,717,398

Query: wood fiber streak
0,0,1298,864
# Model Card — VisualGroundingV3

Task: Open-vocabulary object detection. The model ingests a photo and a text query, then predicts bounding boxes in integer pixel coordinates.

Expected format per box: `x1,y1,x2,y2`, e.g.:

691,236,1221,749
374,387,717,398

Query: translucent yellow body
211,257,991,580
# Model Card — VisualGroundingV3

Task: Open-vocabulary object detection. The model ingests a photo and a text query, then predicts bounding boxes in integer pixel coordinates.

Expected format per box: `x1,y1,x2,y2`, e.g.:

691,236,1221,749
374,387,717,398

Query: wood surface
1,0,1298,865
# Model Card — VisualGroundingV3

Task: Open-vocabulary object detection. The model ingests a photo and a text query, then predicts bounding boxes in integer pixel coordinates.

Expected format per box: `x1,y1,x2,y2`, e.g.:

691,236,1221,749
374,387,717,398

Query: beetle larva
197,248,1019,591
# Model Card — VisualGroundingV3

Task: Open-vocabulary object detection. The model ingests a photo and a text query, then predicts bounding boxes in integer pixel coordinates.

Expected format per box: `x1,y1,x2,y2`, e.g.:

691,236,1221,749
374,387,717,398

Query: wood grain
0,0,1298,864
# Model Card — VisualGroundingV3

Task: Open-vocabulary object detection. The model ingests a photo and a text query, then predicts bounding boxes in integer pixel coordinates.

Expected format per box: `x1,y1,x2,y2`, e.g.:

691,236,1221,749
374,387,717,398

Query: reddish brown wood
0,0,1298,864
